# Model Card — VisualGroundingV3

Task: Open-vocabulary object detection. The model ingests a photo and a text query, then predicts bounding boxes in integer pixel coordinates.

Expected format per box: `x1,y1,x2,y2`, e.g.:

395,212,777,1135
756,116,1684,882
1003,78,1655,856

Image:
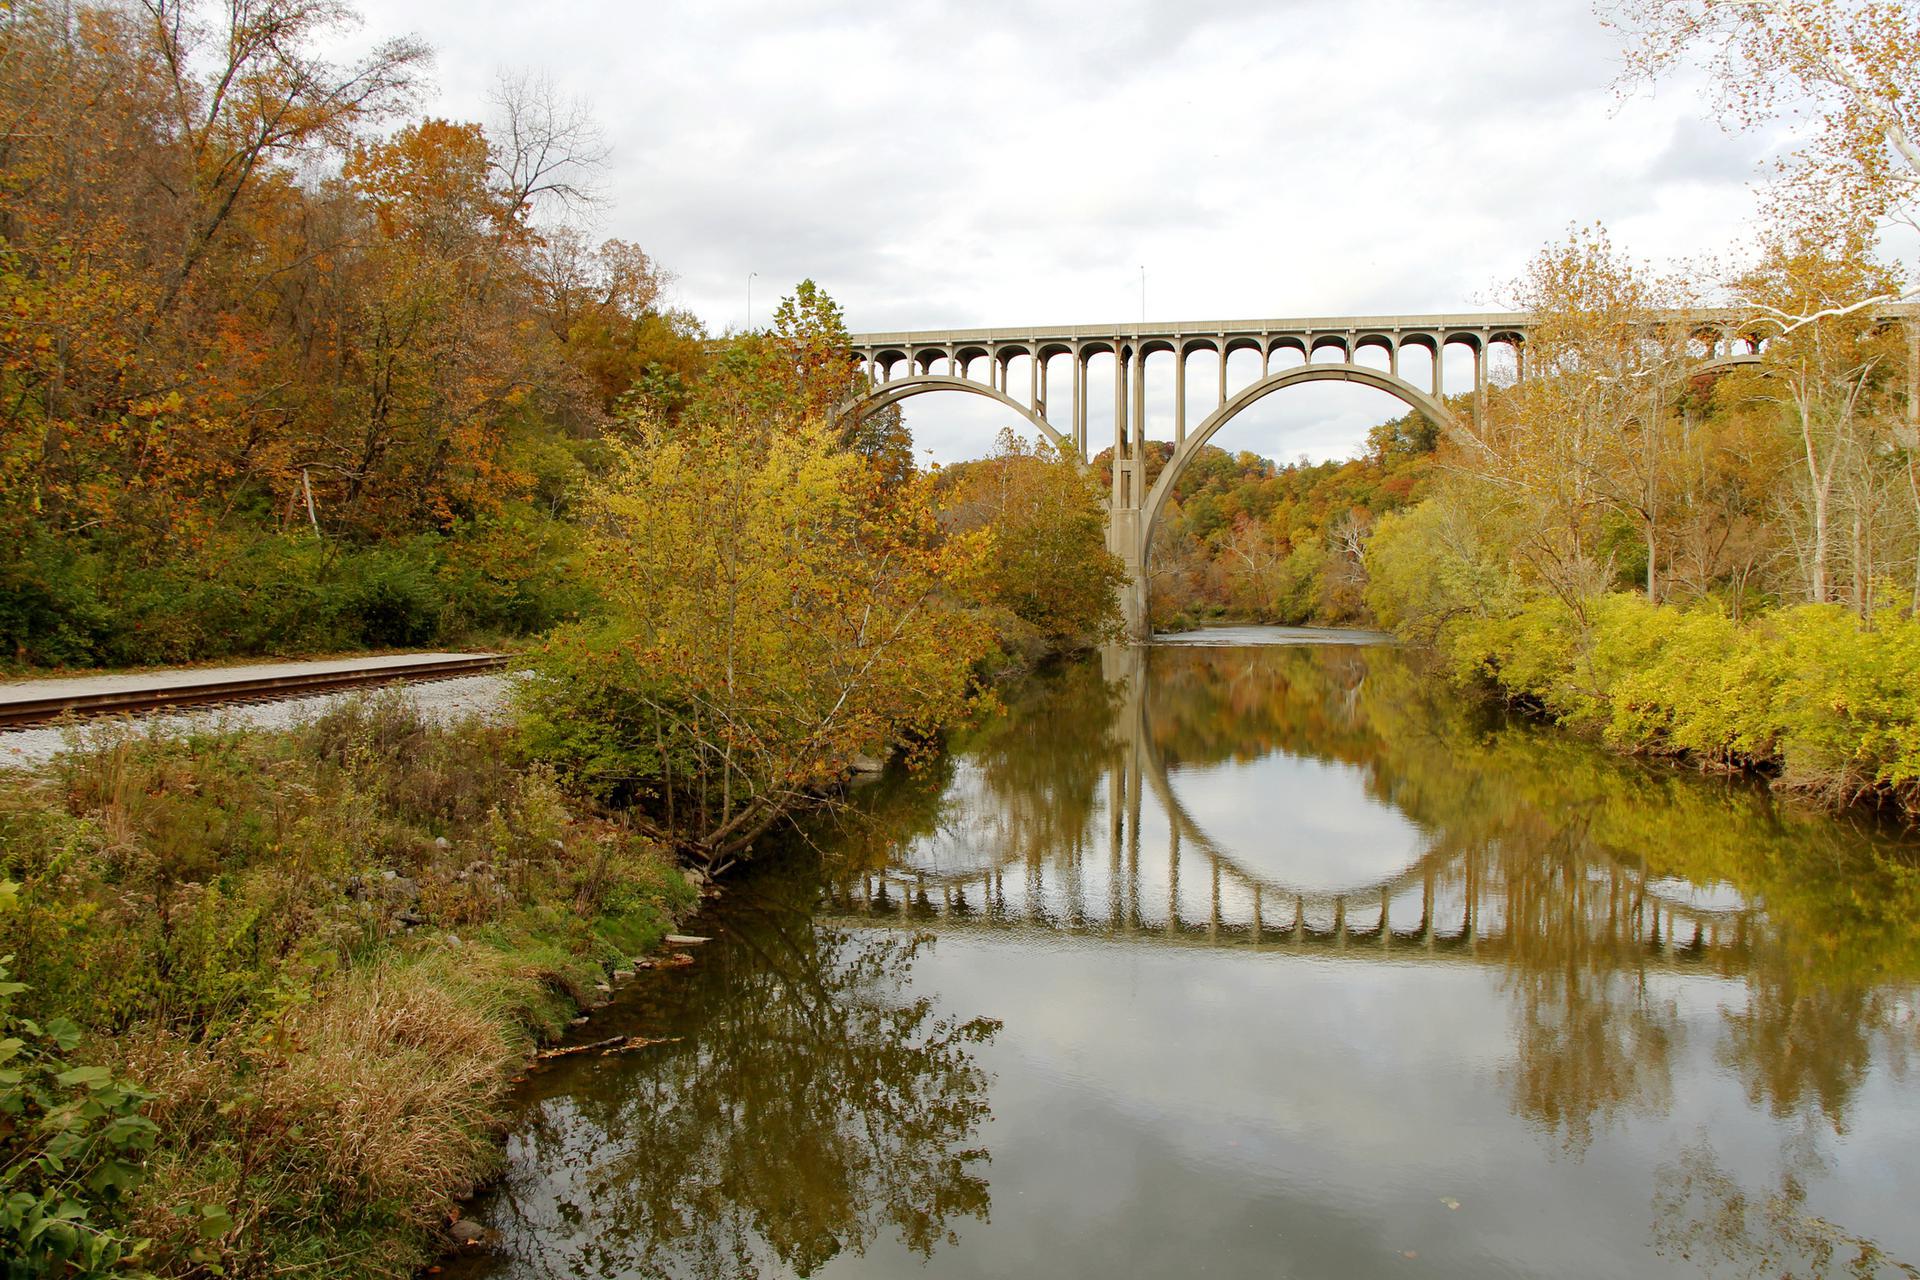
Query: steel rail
0,654,510,729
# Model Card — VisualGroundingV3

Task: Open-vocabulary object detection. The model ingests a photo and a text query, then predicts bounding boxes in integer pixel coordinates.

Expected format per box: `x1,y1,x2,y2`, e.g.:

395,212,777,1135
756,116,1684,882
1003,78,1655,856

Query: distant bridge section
842,307,1899,638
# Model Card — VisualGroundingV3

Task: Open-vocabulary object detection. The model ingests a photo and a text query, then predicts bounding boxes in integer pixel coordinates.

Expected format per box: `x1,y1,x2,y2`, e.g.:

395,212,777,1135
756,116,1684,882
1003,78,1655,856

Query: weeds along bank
0,695,697,1277
1368,507,1920,821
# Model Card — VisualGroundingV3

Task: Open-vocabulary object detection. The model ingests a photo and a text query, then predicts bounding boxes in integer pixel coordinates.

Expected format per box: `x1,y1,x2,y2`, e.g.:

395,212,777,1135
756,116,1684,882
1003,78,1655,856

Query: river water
444,630,1920,1279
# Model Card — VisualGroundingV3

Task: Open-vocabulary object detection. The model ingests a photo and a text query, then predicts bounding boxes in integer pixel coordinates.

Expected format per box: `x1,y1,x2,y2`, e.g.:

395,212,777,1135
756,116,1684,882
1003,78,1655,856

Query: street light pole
747,272,757,332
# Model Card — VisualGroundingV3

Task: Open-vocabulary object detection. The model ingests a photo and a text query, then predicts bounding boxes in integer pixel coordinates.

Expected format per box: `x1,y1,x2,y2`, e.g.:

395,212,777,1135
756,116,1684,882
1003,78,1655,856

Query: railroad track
0,654,511,730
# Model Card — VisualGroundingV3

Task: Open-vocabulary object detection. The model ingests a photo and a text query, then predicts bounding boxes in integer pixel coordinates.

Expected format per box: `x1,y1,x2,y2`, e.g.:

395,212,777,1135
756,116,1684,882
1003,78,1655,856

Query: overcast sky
339,0,1782,464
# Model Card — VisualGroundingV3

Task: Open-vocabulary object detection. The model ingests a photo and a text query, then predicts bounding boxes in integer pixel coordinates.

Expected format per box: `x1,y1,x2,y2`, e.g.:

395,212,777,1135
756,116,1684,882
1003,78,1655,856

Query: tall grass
0,693,694,1277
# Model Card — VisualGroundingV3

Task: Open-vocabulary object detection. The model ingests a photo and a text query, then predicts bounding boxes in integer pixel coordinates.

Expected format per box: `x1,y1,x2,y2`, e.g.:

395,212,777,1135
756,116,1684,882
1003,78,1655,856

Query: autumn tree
936,428,1126,653
529,231,708,417
519,346,994,870
1455,227,1696,610
1611,0,1920,615
1725,229,1907,606
0,2,690,665
1613,0,1920,265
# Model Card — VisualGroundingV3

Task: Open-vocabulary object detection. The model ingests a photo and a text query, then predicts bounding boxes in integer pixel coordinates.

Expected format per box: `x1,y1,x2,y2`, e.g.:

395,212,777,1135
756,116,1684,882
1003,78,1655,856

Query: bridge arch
1692,351,1763,377
839,373,1072,455
1139,361,1455,550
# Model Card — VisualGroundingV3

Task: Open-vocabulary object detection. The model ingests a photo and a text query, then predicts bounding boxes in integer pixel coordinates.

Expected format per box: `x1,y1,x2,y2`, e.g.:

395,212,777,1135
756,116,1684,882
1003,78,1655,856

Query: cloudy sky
338,0,1781,463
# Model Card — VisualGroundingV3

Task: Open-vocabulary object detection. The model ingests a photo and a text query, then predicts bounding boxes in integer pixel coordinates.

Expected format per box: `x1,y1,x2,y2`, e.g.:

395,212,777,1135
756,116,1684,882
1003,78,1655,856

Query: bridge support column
1072,355,1086,456
1906,321,1920,448
1104,344,1150,641
1131,349,1146,459
1109,502,1148,643
1174,352,1186,445
1472,344,1486,427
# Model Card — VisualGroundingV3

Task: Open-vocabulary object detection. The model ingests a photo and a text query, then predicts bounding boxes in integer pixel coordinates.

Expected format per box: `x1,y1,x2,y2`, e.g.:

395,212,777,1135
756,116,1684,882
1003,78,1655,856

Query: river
442,629,1920,1279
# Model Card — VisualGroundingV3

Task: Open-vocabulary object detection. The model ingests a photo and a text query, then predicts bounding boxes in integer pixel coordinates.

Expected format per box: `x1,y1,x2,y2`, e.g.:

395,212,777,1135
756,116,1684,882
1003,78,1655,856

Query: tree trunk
1644,519,1658,603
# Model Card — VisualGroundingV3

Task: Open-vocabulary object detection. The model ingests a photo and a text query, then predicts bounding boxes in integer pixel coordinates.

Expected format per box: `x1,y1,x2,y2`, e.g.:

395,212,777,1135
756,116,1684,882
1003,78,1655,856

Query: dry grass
269,962,517,1211
1,692,696,1277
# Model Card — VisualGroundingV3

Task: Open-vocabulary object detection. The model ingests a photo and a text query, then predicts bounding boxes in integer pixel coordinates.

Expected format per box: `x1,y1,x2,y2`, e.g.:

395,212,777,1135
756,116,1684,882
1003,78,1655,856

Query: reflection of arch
1146,757,1450,909
1141,363,1454,547
840,374,1070,453
1131,672,1451,910
863,641,1752,956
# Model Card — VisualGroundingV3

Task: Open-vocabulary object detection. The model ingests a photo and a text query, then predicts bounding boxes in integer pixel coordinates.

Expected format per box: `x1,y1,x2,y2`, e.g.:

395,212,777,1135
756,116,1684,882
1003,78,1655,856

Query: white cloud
334,0,1781,462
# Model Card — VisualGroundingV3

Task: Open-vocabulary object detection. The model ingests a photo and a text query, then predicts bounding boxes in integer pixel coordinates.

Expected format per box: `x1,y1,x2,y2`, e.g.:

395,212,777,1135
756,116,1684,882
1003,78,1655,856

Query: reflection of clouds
1155,624,1391,648
1167,754,1430,895
890,759,1006,878
889,936,1825,1280
1644,877,1748,915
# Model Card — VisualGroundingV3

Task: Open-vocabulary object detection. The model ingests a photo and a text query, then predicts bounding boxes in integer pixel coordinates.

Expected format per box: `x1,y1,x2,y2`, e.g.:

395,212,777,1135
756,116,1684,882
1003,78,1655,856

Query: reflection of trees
481,857,1000,1279
849,640,1918,1161
1137,644,1918,1148
1497,823,1681,1154
1141,645,1695,1149
1144,644,1393,776
1502,962,1678,1154
961,658,1121,863
1652,1140,1919,1278
844,659,1120,880
1720,968,1882,1132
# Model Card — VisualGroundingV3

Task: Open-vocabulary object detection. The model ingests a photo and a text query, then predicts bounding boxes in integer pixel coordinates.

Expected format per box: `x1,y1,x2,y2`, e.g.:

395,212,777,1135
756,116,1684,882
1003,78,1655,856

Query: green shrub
516,626,695,807
2,512,587,673
1386,571,1920,815
0,945,158,1278
0,535,119,668
331,545,447,648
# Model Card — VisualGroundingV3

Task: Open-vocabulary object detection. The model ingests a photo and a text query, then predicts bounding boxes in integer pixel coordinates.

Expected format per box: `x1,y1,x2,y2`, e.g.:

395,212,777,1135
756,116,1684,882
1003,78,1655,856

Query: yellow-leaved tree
520,395,992,871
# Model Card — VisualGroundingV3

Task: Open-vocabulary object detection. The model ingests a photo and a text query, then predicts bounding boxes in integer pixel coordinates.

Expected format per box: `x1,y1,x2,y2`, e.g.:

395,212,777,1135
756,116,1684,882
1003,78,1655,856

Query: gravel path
0,673,514,771
0,651,499,705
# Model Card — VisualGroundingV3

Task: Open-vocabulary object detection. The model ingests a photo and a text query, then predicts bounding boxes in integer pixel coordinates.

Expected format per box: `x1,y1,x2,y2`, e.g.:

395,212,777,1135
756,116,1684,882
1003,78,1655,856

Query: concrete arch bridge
842,309,1787,639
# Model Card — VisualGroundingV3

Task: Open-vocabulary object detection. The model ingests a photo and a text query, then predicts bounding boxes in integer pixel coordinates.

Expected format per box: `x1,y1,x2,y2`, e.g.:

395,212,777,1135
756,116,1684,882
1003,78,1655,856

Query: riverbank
1383,589,1920,822
0,692,696,1277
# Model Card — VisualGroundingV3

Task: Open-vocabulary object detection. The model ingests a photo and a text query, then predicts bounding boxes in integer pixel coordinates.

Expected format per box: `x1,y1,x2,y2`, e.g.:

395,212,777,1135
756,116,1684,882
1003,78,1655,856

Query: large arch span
839,374,1071,455
1140,361,1455,551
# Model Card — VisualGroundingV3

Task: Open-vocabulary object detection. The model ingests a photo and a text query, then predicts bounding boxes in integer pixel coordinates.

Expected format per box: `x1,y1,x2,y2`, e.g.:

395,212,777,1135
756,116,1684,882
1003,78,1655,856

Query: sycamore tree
1724,231,1907,606
1610,2,1920,613
1457,227,1697,611
1613,0,1920,281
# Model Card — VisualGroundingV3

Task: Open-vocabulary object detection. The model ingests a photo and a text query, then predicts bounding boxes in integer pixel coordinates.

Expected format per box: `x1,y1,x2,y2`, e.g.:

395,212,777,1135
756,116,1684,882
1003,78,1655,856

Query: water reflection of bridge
827,645,1753,969
822,856,1749,968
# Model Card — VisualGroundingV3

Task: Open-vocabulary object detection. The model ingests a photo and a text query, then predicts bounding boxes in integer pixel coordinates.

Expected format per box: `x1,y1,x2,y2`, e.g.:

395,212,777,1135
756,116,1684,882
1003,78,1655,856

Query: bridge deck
842,304,1862,349
848,311,1536,347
